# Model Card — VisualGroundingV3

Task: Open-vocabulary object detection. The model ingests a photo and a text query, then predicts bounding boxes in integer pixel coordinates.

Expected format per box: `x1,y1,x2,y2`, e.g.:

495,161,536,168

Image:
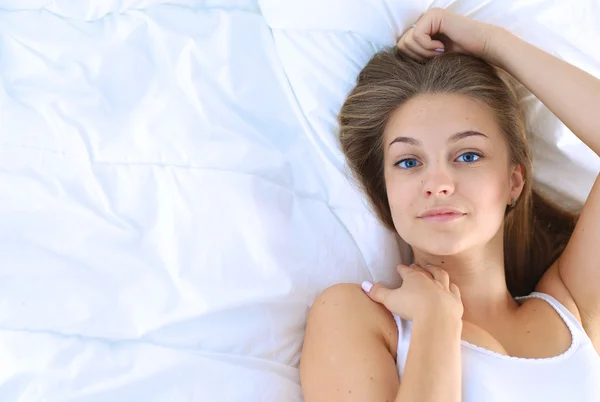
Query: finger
395,36,412,56
409,263,435,279
396,264,432,280
422,264,450,289
396,41,426,62
401,46,426,62
361,281,391,305
405,35,444,58
396,264,412,280
412,32,446,53
450,283,461,300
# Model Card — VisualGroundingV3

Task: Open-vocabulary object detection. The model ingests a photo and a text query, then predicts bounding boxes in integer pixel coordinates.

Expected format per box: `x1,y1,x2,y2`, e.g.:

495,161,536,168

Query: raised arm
487,28,600,155
487,24,600,341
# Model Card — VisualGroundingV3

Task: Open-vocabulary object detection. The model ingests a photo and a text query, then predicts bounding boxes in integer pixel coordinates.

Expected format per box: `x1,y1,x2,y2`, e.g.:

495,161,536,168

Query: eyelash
394,151,484,169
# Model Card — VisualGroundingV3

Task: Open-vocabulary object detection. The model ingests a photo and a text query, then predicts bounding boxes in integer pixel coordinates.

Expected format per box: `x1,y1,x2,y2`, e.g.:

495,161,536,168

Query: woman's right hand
397,8,503,64
362,264,463,323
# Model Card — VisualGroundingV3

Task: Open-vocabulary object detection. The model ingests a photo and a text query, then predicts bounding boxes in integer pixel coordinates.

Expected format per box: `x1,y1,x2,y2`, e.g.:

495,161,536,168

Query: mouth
418,209,466,223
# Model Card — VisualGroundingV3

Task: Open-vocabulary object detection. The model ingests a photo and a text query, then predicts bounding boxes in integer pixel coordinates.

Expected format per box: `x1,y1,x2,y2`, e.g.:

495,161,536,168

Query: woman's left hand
397,8,502,63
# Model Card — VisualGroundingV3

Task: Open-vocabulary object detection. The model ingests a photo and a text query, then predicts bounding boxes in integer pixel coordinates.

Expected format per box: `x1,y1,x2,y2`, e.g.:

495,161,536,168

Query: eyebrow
388,130,489,148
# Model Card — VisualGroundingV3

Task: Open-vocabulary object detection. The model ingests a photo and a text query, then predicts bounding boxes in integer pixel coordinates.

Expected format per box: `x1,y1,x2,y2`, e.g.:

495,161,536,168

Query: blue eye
395,158,421,169
456,152,482,163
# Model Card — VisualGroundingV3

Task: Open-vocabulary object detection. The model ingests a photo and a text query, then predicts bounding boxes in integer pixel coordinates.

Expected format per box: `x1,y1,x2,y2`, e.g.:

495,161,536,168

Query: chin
405,234,471,257
421,243,467,257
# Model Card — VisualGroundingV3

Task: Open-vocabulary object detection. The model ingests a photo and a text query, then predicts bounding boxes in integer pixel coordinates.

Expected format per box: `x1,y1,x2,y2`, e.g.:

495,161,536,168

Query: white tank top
393,292,600,401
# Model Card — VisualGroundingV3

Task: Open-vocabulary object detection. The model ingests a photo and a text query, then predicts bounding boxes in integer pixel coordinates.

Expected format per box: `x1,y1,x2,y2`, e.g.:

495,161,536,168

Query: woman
300,8,600,402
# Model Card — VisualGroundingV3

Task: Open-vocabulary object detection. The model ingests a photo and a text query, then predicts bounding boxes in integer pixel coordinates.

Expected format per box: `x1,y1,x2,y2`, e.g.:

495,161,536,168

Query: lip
418,208,466,222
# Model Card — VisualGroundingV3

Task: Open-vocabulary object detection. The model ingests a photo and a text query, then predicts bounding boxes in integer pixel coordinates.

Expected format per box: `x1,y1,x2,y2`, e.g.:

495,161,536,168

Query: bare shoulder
300,283,399,402
306,283,399,352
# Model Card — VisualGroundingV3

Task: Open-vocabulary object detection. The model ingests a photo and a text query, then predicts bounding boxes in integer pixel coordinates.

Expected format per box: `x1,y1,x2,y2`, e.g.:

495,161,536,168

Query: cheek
386,174,413,201
386,177,418,227
465,170,511,219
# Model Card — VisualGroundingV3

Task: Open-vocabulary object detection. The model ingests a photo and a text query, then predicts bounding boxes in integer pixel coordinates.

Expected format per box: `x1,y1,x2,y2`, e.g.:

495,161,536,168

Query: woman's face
383,93,524,256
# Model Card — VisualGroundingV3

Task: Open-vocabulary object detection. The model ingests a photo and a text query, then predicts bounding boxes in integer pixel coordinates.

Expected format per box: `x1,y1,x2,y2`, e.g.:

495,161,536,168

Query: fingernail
435,48,444,53
361,281,373,293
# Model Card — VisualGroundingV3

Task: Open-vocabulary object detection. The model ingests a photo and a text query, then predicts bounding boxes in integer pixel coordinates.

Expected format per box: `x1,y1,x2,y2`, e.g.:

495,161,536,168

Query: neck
411,234,519,324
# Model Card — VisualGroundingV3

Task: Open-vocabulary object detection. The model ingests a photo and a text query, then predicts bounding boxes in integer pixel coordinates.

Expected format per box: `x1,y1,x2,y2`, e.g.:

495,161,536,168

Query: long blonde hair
338,50,577,297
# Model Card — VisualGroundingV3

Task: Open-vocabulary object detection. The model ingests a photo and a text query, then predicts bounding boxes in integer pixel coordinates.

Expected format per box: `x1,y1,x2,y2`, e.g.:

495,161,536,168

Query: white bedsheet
0,0,598,401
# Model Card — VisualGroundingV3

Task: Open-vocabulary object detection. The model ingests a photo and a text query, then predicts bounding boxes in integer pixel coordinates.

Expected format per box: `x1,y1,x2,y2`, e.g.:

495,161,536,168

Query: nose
422,163,455,198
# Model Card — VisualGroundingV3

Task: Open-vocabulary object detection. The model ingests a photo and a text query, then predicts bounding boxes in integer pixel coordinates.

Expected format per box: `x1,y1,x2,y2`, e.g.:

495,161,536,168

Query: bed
0,0,598,400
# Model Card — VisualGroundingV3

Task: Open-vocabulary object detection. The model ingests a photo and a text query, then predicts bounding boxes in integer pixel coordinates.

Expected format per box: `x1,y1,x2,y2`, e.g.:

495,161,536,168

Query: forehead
383,93,501,145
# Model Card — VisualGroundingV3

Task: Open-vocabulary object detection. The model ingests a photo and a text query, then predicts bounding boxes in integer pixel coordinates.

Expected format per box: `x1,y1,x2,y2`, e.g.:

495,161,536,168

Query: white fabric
393,293,600,401
0,0,598,401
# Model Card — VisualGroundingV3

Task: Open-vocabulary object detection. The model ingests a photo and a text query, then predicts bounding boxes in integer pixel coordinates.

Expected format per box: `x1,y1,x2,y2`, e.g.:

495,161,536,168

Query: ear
508,164,525,203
